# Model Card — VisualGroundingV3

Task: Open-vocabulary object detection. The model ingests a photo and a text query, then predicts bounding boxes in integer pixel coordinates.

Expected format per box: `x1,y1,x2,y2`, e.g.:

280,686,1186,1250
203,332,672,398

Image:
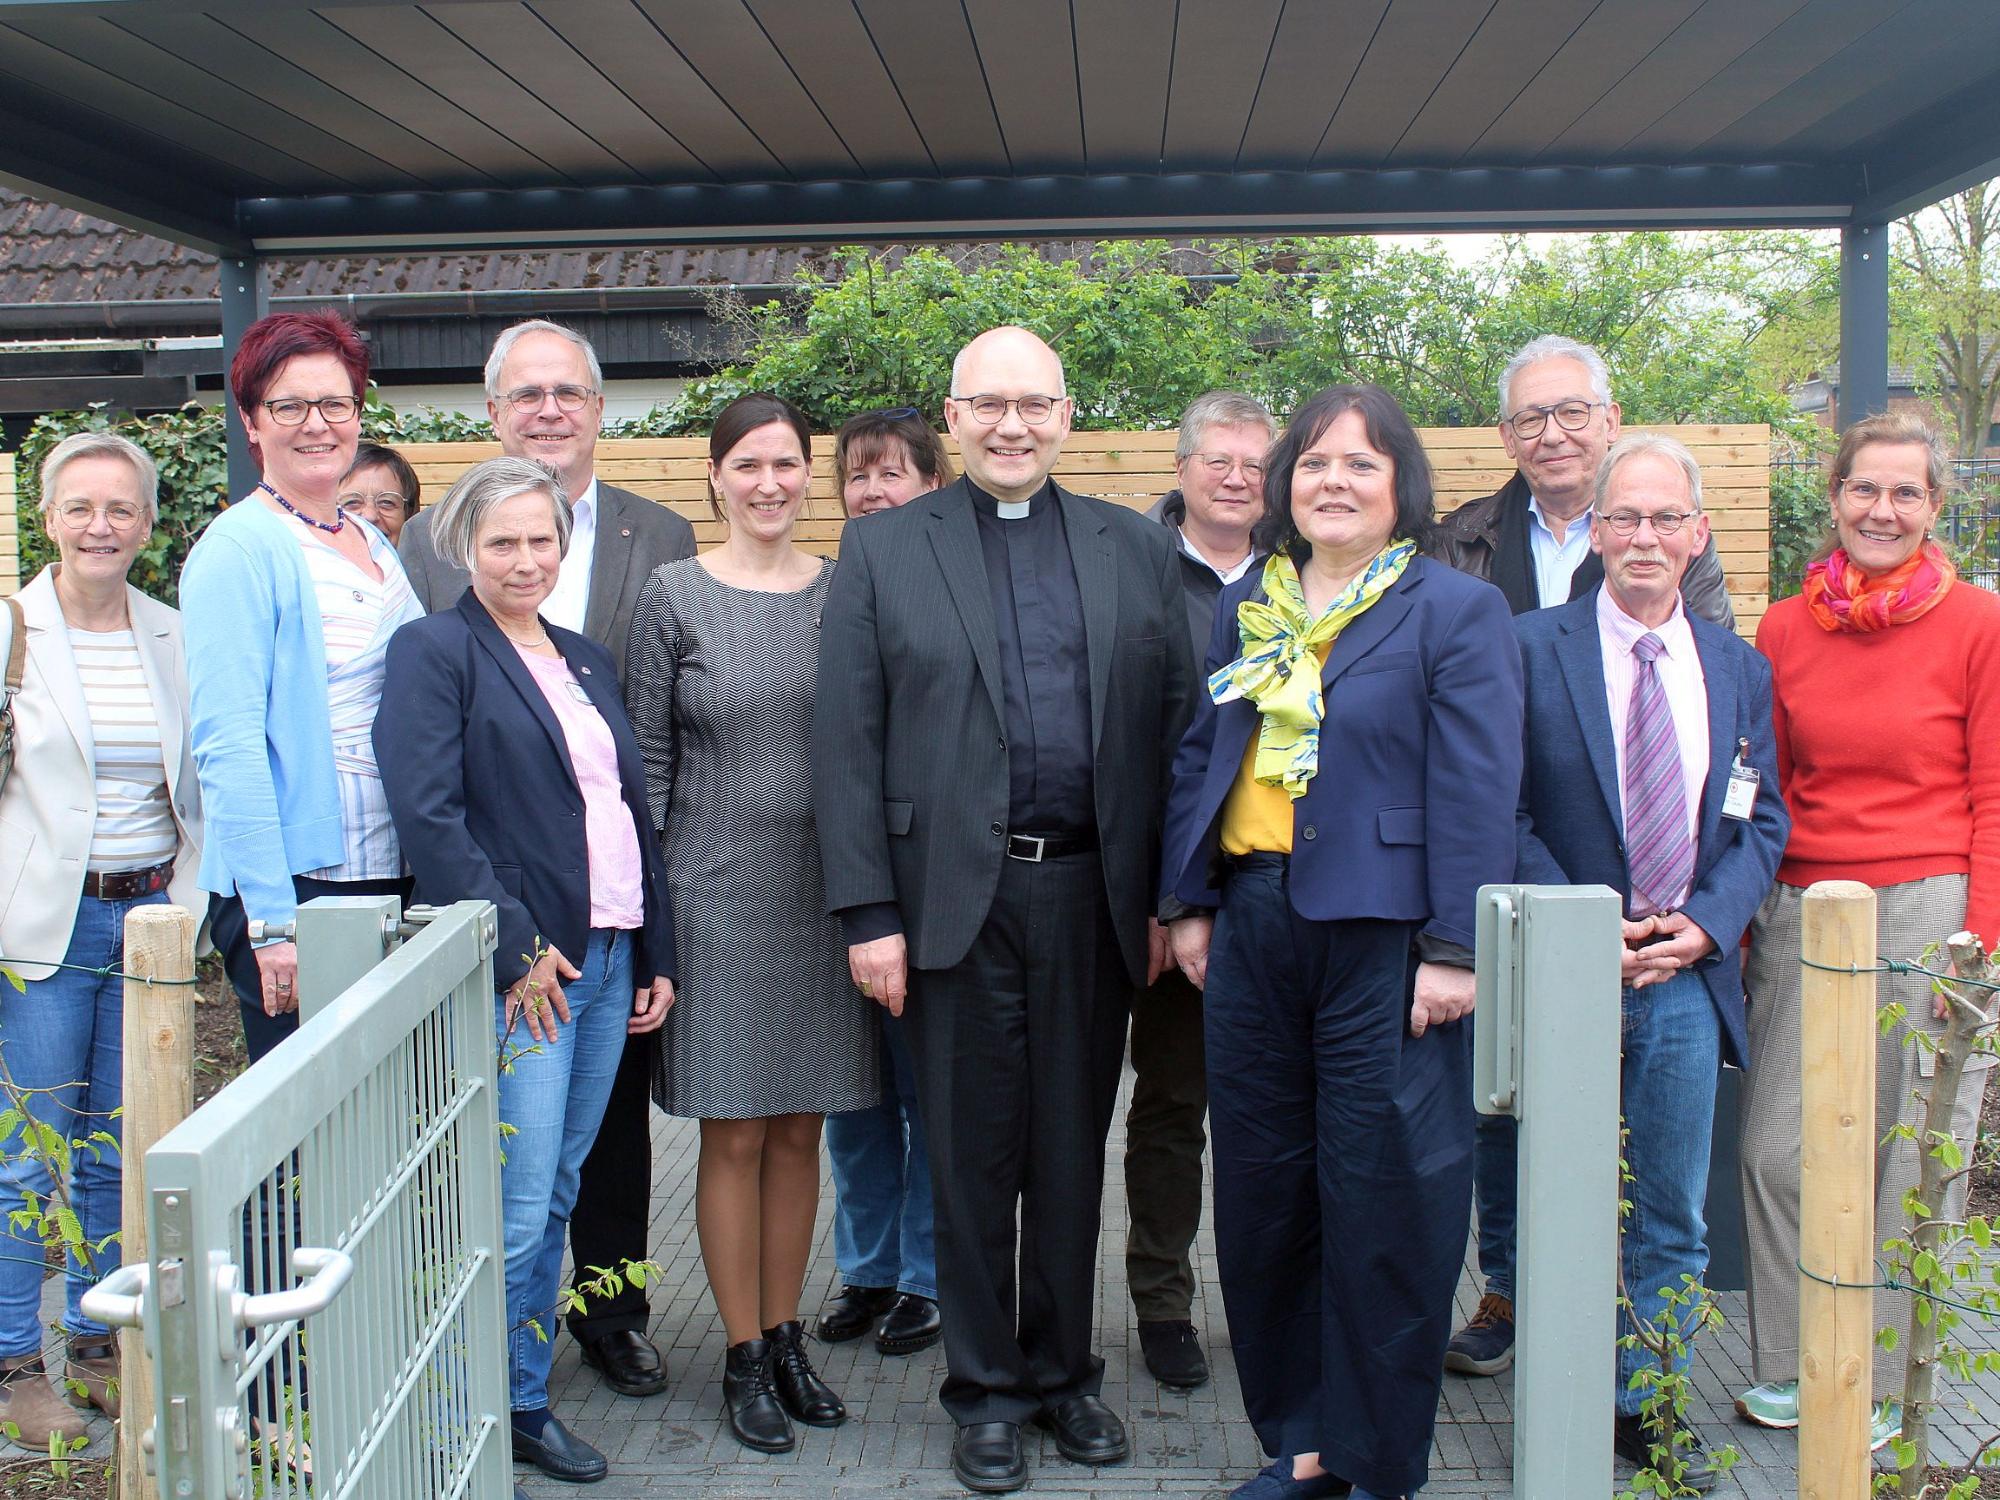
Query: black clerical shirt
968,479,1095,836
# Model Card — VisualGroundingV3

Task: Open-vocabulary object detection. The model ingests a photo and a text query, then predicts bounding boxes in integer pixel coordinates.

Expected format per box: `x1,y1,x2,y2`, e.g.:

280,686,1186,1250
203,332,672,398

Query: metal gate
85,897,511,1500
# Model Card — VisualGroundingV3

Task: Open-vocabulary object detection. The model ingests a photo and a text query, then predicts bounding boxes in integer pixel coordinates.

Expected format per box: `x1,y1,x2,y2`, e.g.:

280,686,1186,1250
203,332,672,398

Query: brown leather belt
81,859,174,901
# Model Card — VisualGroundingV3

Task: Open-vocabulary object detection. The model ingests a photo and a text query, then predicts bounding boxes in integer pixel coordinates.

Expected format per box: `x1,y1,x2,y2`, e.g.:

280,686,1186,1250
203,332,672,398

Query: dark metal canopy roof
0,0,1992,259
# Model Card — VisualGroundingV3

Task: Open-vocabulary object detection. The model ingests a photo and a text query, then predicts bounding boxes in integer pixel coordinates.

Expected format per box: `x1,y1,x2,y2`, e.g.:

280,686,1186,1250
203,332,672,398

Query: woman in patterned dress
180,309,423,1061
624,393,880,1456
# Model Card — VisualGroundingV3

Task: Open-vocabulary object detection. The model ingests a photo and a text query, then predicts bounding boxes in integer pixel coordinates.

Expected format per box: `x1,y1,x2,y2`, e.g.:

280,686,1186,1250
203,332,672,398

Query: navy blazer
376,591,675,992
1512,591,1788,1068
1161,553,1524,951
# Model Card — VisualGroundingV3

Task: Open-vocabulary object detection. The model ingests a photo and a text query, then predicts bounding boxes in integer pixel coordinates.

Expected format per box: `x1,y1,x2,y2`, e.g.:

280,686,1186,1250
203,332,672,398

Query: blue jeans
1471,1111,1518,1303
496,928,633,1413
0,892,161,1355
824,1014,936,1298
1616,969,1720,1415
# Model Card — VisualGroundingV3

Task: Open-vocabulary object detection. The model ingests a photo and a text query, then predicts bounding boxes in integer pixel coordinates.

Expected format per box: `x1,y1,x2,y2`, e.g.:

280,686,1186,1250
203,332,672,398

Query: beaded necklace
258,479,345,535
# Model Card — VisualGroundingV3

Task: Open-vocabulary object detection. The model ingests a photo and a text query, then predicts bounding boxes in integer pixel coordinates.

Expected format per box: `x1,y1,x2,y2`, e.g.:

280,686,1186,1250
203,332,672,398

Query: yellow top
1218,640,1334,855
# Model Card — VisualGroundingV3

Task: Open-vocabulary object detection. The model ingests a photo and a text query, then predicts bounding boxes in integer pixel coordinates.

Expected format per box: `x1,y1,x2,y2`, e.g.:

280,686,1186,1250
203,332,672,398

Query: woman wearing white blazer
0,433,203,1447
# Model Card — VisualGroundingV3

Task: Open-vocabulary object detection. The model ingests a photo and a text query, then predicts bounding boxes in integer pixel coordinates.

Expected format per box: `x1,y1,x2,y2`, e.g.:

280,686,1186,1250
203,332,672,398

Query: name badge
565,680,594,706
1722,737,1759,821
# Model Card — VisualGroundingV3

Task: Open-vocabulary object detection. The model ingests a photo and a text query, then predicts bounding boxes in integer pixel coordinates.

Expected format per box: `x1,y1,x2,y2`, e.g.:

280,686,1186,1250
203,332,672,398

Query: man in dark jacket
1431,333,1731,1383
1129,391,1274,1391
1429,334,1735,628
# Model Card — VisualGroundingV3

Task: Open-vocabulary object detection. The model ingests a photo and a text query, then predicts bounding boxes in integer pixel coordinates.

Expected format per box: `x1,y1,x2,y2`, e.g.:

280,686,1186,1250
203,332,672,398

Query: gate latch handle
80,1263,149,1329
235,1247,355,1330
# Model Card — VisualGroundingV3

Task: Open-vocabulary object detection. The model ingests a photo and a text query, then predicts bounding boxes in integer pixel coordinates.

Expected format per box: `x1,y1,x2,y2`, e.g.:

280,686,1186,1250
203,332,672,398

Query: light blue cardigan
180,497,344,932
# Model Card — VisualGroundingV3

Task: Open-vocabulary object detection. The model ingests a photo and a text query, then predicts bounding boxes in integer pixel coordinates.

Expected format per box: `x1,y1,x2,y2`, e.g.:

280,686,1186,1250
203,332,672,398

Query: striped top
72,626,178,873
294,524,424,881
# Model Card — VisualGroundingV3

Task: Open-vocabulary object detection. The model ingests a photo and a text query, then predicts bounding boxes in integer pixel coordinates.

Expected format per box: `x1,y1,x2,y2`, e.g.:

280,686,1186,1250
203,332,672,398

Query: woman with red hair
179,310,423,1059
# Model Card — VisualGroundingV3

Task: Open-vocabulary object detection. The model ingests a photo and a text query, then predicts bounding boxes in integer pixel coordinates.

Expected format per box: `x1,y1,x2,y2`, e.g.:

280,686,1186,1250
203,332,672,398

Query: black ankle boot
722,1338,795,1453
764,1319,846,1427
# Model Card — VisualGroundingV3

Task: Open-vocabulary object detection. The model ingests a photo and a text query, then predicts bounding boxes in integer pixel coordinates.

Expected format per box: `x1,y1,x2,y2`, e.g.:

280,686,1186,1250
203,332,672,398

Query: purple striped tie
1624,632,1693,913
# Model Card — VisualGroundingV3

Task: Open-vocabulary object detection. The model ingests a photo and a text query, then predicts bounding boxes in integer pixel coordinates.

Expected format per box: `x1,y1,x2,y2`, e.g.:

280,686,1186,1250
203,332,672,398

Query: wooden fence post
1798,879,1877,1500
118,904,195,1500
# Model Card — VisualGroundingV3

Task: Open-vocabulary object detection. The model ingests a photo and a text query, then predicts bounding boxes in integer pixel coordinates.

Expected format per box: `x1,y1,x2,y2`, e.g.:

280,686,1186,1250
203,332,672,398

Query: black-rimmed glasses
260,395,360,426
1506,400,1603,440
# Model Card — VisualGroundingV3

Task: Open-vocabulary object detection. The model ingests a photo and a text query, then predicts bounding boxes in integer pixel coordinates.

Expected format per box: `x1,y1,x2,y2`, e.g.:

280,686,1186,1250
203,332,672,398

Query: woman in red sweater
1736,411,2000,1439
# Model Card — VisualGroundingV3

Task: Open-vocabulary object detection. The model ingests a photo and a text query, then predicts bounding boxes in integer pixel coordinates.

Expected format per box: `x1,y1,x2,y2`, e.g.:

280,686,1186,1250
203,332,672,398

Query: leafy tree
1901,183,2000,458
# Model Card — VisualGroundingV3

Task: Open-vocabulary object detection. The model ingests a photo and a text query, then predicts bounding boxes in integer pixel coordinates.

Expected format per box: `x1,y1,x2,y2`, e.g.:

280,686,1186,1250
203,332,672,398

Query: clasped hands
1623,910,1715,988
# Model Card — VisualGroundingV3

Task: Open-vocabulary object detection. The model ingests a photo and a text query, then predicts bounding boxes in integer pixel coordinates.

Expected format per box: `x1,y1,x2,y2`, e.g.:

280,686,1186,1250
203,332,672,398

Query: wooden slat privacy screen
4,427,1770,631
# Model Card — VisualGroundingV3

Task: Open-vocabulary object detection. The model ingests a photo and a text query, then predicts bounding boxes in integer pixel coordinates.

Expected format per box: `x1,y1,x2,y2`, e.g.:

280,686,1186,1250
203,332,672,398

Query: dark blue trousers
1205,856,1472,1499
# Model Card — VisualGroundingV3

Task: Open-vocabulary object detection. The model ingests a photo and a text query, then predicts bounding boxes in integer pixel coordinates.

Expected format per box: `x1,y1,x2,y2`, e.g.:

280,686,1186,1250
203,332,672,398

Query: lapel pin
621,528,632,537
579,665,592,675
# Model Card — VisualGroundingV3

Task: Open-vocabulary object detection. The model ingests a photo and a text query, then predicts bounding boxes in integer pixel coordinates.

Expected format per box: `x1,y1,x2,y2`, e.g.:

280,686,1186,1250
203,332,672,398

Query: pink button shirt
516,645,645,931
1596,587,1709,915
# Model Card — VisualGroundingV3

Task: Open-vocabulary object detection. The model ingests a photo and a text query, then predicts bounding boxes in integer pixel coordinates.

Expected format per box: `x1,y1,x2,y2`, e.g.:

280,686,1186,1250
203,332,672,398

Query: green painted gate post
1475,883,1622,1496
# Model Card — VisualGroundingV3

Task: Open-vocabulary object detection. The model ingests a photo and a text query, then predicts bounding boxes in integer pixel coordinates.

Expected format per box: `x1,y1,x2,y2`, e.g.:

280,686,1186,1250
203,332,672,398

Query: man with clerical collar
813,326,1196,1495
1120,391,1276,1393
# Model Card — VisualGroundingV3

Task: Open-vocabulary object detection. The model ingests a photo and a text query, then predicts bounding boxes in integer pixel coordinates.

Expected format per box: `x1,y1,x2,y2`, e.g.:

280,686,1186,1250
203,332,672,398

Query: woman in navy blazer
375,458,674,1486
1160,386,1522,1500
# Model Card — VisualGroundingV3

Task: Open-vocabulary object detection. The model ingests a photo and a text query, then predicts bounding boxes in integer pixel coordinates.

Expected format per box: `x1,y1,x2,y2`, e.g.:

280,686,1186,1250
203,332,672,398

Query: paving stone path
22,1066,2000,1497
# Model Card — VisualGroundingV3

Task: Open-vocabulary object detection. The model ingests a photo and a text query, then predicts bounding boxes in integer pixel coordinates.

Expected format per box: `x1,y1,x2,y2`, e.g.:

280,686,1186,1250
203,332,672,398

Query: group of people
0,308,1991,1500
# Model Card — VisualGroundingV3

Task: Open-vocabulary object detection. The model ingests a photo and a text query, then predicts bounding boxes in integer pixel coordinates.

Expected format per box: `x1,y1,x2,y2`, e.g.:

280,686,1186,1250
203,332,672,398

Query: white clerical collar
997,498,1031,520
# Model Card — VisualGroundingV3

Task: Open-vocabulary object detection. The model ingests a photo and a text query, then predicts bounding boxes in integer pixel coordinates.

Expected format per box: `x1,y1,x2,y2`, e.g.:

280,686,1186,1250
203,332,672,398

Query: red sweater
1756,581,2000,946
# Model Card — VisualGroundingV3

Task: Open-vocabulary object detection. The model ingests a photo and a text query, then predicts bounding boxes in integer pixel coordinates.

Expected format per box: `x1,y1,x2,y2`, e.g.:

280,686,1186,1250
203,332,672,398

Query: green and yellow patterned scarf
1208,542,1415,798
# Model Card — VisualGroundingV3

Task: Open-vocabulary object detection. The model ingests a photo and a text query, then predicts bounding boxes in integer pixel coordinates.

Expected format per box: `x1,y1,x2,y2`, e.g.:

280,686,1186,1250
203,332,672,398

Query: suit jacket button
1301,825,1317,841
990,821,1004,836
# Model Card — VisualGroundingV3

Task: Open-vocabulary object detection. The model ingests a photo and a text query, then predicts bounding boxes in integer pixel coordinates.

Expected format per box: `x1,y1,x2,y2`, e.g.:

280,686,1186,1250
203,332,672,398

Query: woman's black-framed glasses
260,395,360,426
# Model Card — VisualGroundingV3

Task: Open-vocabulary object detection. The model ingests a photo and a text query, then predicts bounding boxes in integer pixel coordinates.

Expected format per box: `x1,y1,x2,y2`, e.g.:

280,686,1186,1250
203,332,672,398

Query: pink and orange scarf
1802,542,1956,633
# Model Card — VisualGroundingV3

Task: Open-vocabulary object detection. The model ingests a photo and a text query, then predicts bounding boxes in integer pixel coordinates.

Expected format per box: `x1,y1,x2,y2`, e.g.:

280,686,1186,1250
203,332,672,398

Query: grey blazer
397,480,696,683
812,478,1197,986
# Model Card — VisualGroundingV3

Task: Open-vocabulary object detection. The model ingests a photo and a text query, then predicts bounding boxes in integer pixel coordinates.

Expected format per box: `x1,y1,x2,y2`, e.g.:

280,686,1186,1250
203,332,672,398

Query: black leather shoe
1613,1410,1719,1494
765,1319,846,1426
1033,1393,1129,1465
952,1421,1026,1493
1137,1318,1210,1389
815,1282,897,1342
577,1328,668,1397
511,1414,608,1483
875,1292,942,1355
722,1338,795,1453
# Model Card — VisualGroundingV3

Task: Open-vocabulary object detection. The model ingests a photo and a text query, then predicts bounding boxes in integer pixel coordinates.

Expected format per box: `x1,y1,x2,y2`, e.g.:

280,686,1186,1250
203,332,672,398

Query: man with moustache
1126,391,1275,1392
1431,334,1734,1379
399,319,695,1399
1510,434,1785,1488
814,327,1195,1494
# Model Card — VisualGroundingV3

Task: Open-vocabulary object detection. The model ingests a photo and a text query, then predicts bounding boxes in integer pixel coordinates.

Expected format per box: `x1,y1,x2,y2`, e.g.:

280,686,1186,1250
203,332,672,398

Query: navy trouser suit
1160,556,1523,1497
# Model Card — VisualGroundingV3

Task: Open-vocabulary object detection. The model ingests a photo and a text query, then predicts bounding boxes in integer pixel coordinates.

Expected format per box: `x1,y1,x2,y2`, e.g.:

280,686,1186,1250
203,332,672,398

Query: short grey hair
1175,392,1276,464
428,457,572,572
1594,432,1704,514
483,319,603,402
1498,334,1613,418
39,431,160,525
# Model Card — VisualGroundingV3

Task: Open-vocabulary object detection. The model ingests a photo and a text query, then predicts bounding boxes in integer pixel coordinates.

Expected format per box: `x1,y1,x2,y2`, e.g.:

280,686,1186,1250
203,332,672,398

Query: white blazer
0,566,205,980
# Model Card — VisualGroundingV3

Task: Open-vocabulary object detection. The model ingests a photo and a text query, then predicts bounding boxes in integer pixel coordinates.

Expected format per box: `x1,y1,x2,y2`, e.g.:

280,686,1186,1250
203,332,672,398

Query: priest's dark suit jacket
812,477,1197,985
